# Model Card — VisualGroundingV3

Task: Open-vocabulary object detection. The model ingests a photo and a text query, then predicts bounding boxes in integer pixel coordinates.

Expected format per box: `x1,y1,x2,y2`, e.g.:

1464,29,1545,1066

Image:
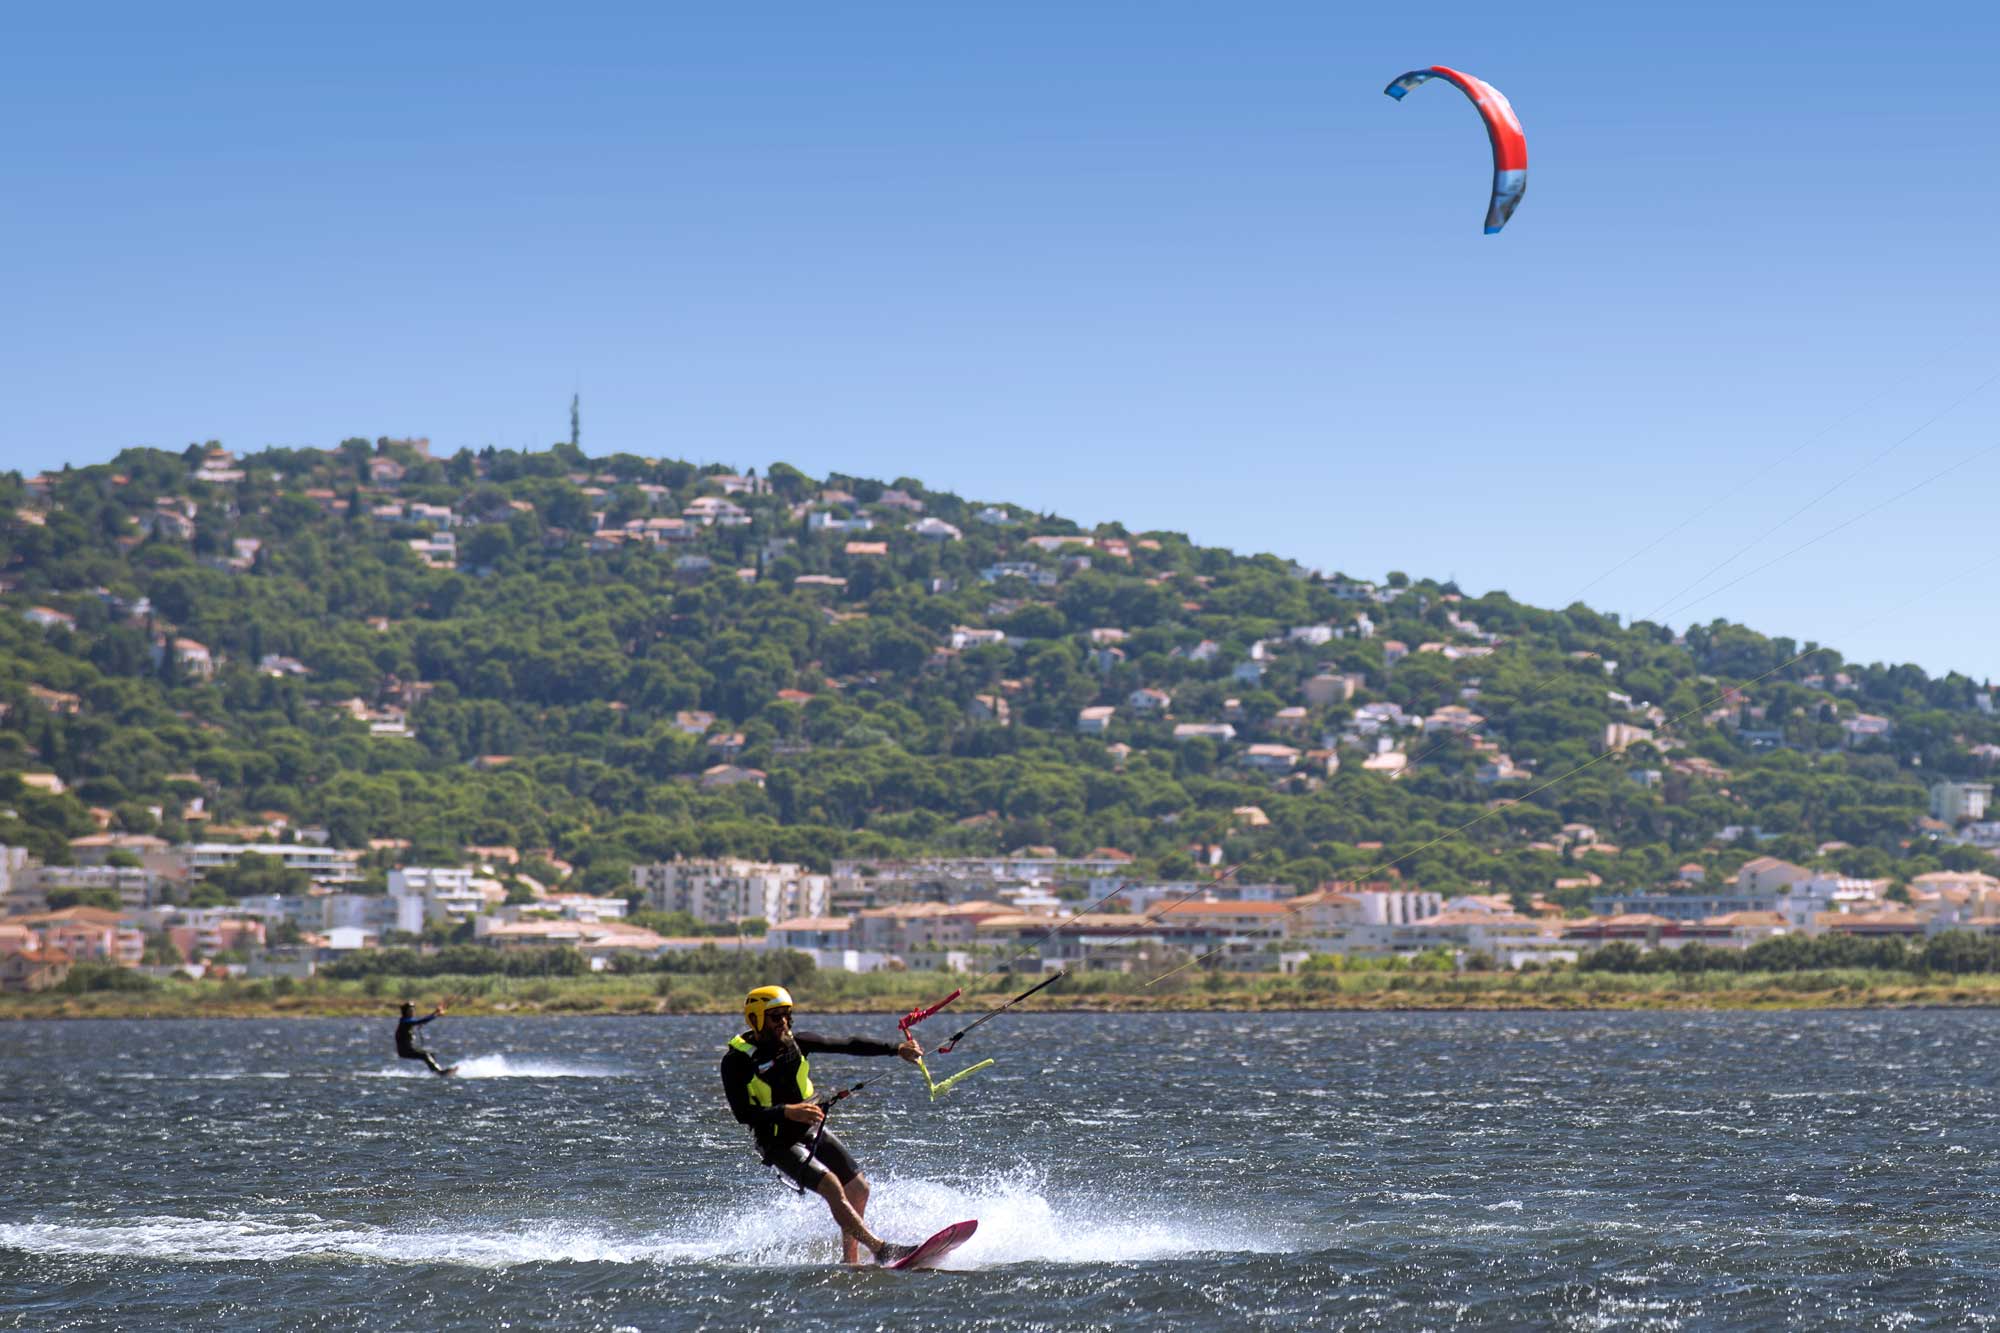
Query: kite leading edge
1384,65,1527,234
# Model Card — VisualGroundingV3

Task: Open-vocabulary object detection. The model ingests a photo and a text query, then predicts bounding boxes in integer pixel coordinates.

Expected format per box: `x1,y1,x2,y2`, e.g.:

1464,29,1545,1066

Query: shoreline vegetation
11,967,2000,1020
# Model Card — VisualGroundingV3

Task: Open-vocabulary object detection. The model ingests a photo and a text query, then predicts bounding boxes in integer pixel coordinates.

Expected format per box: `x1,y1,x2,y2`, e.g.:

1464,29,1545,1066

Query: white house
683,496,751,527
1423,705,1485,736
1601,721,1654,752
1843,713,1893,746
1240,743,1300,773
808,510,875,534
980,561,1057,587
1353,701,1409,735
950,626,1007,650
1734,856,1811,894
407,502,456,530
23,606,76,632
166,638,215,678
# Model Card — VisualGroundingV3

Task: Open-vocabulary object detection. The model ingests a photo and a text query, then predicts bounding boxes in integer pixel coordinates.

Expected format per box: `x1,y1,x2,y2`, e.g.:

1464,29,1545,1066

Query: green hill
3,437,1995,907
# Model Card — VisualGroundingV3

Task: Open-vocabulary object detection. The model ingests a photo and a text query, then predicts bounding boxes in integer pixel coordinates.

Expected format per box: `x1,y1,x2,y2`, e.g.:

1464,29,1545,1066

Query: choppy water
3,1011,1998,1329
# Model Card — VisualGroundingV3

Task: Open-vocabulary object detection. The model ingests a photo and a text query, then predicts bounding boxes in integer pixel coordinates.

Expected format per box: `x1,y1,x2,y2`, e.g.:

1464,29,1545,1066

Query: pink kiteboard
885,1219,977,1271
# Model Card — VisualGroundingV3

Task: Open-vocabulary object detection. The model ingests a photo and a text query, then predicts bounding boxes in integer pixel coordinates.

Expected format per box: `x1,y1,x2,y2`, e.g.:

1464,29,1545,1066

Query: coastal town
6,831,2000,993
4,439,1999,996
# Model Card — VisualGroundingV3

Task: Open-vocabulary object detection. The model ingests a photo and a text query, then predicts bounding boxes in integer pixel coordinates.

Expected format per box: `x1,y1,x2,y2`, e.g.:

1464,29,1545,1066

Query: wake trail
358,1054,622,1080
0,1174,1288,1271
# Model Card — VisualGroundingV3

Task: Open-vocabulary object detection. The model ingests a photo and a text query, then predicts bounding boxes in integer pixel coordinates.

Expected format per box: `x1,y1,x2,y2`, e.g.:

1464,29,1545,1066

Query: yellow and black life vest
727,1032,814,1109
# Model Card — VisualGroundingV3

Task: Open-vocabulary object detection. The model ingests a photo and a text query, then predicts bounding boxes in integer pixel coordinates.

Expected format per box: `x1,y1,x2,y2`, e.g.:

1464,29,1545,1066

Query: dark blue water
3,1011,1997,1329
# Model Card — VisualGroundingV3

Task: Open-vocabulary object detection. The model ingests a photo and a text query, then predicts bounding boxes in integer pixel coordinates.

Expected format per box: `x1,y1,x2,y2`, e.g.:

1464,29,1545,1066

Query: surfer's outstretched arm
794,1031,925,1062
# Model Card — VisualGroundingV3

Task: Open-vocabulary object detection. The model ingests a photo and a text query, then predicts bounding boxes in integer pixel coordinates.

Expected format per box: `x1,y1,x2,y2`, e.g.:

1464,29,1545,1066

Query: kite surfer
395,1000,455,1077
720,985,924,1265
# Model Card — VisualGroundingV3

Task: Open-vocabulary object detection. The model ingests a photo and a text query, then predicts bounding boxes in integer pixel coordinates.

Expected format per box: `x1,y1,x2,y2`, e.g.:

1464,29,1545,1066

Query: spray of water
0,1172,1285,1270
357,1055,619,1080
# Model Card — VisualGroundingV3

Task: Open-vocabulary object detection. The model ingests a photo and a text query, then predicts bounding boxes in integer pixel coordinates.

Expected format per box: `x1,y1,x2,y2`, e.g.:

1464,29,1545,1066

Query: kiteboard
886,1219,977,1271
439,1066,459,1078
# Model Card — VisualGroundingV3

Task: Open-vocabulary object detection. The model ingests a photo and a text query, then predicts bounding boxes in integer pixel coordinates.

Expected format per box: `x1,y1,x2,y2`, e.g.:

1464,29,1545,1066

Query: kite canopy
1383,65,1527,234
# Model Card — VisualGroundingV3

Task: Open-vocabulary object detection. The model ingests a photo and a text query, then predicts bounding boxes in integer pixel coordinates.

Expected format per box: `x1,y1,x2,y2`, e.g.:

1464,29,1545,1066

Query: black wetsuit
396,1013,448,1076
719,1029,902,1190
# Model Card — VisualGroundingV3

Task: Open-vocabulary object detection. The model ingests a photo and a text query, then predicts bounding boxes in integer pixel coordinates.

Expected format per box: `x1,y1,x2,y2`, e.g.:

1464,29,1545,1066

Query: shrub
58,963,157,993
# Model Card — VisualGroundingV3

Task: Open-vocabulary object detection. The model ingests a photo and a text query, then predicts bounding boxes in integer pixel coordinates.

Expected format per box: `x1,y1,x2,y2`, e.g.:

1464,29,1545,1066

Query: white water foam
861,1172,1283,1267
0,1174,1282,1271
0,1215,726,1268
357,1054,618,1080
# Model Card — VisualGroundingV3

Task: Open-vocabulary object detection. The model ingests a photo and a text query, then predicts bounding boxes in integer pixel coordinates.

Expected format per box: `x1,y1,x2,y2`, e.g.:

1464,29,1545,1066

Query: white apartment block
0,846,46,915
836,854,1135,903
324,892,426,935
499,894,629,925
634,858,829,926
388,866,484,924
227,895,318,928
187,842,363,887
389,867,473,896
36,864,171,910
1299,889,1445,929
1930,781,1992,825
228,892,421,935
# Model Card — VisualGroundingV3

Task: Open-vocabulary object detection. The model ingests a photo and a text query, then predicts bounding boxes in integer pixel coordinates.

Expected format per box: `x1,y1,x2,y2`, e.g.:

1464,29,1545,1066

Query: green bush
58,963,157,993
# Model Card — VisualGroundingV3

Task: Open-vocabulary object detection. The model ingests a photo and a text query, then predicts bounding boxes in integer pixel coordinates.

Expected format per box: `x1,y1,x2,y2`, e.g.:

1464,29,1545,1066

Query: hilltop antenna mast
570,393,581,451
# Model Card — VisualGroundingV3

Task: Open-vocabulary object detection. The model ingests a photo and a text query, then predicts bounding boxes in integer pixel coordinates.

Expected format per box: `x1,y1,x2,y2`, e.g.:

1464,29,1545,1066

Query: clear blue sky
6,2,1996,682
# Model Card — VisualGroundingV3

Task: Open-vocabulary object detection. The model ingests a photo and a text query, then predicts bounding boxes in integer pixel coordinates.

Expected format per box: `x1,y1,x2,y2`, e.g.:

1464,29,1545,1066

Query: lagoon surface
3,1011,1998,1330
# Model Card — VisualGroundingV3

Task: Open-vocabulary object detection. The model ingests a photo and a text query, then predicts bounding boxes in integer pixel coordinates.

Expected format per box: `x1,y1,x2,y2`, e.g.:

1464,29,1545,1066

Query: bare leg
815,1172,884,1262
839,1174,871,1265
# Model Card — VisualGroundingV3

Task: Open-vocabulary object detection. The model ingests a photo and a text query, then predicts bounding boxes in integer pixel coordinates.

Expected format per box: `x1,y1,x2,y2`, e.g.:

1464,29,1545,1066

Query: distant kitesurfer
396,1000,454,1077
720,985,923,1265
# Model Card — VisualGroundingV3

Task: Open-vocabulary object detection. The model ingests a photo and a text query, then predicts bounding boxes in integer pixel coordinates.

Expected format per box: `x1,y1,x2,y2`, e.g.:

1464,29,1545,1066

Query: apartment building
633,858,829,926
187,842,363,887
388,867,486,924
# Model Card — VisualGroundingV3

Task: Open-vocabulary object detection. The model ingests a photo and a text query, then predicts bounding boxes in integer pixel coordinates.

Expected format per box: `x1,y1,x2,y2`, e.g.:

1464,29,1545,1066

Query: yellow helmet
743,985,795,1033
